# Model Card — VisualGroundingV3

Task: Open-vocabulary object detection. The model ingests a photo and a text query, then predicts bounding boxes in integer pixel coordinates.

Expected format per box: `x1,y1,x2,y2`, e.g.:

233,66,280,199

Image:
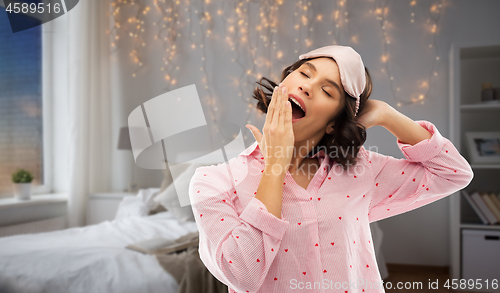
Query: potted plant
11,169,34,200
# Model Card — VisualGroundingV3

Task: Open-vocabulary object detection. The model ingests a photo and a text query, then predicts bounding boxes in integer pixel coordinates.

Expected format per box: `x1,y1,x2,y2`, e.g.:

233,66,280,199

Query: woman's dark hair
251,57,373,170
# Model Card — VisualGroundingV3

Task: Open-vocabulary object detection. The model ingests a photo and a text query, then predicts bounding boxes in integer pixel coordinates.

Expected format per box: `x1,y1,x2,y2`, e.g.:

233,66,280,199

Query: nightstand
86,192,135,226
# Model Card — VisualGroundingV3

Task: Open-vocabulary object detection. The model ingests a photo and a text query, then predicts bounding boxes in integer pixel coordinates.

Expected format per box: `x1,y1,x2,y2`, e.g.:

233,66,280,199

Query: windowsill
0,193,68,210
0,193,68,228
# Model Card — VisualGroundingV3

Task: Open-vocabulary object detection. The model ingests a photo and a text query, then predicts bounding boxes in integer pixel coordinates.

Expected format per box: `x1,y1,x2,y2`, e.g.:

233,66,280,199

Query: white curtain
65,0,112,227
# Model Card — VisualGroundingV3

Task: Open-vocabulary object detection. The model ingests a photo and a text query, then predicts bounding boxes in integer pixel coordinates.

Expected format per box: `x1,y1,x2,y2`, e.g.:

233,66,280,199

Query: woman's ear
325,121,335,135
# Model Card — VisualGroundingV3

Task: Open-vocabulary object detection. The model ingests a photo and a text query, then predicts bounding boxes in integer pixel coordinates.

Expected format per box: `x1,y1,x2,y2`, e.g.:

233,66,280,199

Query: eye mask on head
299,45,366,117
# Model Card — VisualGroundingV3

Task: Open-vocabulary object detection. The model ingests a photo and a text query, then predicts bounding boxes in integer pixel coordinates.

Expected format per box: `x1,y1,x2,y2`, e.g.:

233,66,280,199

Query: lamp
118,126,138,193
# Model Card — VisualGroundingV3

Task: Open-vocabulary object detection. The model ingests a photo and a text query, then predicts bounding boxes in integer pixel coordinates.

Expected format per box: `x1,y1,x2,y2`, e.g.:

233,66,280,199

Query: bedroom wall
49,0,500,266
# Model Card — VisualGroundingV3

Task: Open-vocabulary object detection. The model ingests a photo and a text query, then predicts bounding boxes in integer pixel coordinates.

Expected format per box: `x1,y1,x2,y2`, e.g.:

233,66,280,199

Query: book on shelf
481,192,500,222
126,231,199,255
489,192,500,212
462,189,500,225
461,190,489,225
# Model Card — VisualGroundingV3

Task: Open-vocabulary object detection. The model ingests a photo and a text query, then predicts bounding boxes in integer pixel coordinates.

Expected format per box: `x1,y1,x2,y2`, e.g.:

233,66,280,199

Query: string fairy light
197,0,220,143
153,0,181,92
110,0,448,143
372,0,446,107
330,0,350,45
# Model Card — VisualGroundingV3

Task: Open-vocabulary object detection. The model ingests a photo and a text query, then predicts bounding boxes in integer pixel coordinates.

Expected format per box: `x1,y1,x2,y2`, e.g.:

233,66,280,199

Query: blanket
156,247,228,293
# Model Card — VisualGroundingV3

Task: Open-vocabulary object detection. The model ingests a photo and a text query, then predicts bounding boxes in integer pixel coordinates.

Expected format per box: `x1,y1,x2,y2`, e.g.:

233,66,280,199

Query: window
0,6,44,198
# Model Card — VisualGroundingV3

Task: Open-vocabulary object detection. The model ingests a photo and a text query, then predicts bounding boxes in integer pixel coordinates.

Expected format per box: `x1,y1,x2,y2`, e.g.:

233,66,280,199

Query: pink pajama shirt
189,120,473,293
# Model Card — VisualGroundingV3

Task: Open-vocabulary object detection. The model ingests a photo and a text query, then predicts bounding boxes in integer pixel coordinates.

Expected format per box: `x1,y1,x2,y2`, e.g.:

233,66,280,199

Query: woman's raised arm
364,120,474,223
189,164,289,292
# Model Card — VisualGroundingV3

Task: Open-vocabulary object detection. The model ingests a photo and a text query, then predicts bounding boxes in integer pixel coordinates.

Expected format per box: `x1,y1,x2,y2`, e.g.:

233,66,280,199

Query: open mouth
288,97,306,120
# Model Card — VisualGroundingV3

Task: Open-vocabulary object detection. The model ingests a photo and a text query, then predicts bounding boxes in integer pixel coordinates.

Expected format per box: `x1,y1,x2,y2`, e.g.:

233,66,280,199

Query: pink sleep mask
299,45,366,116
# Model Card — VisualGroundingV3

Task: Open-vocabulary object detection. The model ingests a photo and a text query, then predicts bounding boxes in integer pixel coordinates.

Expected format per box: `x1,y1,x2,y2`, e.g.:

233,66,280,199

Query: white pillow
137,188,161,210
115,196,149,219
115,188,161,220
154,163,208,222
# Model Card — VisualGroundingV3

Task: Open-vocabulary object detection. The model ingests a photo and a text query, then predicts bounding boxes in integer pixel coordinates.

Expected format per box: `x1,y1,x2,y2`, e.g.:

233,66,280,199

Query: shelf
450,43,500,280
461,223,500,230
460,45,500,59
0,193,68,210
470,164,500,169
461,103,500,112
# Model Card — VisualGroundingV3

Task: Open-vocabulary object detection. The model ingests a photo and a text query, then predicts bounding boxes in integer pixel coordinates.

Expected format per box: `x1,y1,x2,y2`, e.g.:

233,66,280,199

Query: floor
383,264,489,293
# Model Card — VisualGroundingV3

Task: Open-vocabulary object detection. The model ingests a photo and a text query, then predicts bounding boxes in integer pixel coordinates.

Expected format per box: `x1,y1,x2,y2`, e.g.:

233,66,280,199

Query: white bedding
0,211,199,293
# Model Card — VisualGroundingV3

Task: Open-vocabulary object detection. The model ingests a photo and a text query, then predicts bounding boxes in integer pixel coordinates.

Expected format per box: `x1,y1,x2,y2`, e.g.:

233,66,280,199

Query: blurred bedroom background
0,0,499,292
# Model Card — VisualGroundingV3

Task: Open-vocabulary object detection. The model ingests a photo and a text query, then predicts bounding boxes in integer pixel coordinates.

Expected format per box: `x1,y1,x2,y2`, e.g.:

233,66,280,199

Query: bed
0,207,195,292
0,162,228,293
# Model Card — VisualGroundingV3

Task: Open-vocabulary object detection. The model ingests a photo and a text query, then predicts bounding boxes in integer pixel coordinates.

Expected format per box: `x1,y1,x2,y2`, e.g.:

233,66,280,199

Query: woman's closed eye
300,72,332,97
